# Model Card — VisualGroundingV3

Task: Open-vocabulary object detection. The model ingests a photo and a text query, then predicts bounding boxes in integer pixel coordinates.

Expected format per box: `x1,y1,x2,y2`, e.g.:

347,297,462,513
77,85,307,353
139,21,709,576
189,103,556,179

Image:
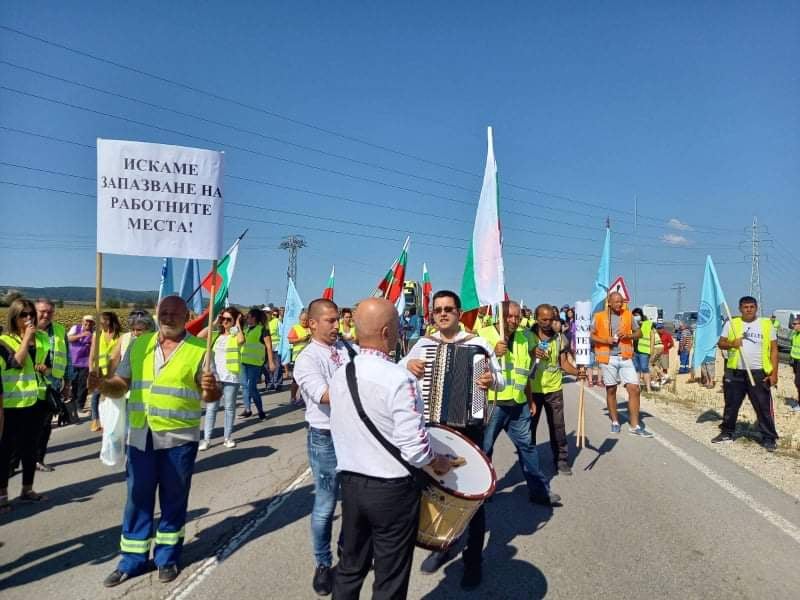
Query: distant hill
1,285,158,304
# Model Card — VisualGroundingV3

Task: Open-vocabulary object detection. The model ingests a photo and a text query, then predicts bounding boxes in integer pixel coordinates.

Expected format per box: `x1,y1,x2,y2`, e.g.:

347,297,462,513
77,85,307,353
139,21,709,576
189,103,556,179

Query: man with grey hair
91,296,220,587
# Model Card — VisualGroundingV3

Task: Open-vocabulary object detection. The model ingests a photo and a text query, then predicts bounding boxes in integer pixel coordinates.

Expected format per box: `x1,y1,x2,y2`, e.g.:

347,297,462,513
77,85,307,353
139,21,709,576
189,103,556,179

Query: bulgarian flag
375,236,410,304
186,232,244,335
322,265,335,300
422,262,432,322
460,127,505,327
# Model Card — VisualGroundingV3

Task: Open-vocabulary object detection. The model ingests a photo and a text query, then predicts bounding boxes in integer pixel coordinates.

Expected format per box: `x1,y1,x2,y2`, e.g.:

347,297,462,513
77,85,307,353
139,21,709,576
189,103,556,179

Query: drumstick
449,456,467,468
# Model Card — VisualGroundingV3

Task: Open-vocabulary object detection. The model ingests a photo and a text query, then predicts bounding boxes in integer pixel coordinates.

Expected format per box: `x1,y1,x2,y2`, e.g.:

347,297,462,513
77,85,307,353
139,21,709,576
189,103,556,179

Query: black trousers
333,472,420,600
458,424,486,569
71,367,89,410
722,369,778,442
38,399,54,463
0,403,44,489
531,390,568,466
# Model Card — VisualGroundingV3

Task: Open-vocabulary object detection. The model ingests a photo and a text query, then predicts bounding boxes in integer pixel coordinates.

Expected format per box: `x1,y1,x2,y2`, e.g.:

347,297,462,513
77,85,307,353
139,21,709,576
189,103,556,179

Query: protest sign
574,300,592,366
97,139,224,260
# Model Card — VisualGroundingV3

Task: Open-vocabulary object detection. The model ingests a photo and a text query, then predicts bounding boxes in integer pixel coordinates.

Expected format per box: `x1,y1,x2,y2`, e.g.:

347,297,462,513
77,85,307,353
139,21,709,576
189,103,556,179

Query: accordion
420,342,489,427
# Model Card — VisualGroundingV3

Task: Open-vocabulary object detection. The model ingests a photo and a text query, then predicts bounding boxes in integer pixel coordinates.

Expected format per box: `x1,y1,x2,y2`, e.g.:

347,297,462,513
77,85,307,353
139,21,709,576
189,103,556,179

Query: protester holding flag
93,296,220,586
198,307,244,449
240,308,275,420
713,296,779,452
479,301,561,507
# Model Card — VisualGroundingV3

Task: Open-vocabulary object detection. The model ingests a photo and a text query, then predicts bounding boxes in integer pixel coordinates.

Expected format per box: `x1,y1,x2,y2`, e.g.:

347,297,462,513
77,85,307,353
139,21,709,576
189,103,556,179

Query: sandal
18,490,47,503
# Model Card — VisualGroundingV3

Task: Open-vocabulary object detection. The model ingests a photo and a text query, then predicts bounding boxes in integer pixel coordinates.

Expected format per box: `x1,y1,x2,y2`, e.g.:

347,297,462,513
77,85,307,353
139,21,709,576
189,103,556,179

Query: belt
340,471,412,484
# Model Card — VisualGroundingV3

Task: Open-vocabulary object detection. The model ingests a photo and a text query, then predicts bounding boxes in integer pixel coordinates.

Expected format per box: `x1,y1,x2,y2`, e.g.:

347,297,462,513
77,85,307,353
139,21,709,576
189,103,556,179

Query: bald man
329,298,451,600
92,296,221,586
591,292,652,437
293,298,354,596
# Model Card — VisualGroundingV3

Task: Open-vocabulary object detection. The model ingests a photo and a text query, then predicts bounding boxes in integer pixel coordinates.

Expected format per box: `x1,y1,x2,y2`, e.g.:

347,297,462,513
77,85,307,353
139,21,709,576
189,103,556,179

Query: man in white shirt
713,296,779,451
400,290,503,589
329,298,451,600
293,298,353,596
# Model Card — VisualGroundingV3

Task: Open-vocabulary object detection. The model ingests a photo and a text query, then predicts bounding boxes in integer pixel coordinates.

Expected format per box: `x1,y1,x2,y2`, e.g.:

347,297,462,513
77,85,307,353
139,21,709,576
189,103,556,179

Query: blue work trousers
307,427,341,567
117,431,199,575
483,402,550,499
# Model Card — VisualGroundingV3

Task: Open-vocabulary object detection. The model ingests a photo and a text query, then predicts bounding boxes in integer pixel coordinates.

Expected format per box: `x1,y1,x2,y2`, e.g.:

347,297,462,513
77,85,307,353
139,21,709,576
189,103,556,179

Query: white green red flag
375,236,410,304
322,265,335,300
186,232,244,335
460,126,505,314
422,262,432,322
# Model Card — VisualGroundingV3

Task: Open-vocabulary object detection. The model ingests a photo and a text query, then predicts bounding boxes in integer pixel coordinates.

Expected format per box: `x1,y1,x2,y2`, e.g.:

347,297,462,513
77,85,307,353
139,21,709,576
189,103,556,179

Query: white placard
97,139,224,259
574,300,592,366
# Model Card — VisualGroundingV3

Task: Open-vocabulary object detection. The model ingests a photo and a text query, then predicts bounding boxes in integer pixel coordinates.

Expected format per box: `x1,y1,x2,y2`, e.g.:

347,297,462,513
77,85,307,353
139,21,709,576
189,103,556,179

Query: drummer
400,289,504,589
329,298,452,600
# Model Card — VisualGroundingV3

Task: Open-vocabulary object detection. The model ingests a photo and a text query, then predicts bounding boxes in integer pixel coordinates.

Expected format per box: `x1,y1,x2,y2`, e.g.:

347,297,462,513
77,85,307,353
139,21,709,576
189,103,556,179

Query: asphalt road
1,380,799,599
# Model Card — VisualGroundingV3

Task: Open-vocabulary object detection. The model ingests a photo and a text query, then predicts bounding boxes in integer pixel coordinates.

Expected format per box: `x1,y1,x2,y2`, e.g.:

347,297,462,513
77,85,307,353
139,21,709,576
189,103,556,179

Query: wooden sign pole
203,259,218,373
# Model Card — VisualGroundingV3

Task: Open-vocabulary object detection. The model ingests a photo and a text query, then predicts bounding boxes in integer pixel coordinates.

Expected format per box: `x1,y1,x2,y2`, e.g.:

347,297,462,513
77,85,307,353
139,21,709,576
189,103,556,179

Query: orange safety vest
593,309,634,363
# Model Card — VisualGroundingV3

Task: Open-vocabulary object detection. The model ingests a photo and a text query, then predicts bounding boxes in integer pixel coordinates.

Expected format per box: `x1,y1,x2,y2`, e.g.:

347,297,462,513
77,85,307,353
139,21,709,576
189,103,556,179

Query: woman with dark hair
564,307,576,355
239,307,275,419
0,298,50,510
89,311,122,432
198,307,245,448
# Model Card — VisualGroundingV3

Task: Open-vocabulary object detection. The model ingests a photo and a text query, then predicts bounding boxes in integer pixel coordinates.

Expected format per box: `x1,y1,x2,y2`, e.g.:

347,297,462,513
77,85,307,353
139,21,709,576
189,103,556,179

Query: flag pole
92,251,103,375
203,259,218,373
722,301,755,386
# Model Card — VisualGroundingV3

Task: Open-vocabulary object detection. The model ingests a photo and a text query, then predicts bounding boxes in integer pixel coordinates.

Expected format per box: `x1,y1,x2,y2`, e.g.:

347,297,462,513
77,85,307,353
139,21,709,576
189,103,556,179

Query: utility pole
279,234,307,288
749,216,762,314
671,282,686,314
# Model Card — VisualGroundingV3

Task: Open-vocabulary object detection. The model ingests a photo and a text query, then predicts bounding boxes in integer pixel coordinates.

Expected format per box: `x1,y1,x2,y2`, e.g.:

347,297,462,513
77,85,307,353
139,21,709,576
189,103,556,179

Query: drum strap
345,359,432,489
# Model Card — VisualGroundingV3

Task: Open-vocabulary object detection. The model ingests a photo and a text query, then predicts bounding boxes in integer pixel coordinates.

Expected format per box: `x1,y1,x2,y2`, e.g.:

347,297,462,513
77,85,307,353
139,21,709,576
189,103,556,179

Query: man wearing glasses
400,290,503,590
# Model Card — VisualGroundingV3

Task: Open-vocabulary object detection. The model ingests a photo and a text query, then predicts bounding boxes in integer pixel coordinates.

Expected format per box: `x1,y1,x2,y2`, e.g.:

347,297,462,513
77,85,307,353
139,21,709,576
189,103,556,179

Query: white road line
163,466,312,600
582,385,800,546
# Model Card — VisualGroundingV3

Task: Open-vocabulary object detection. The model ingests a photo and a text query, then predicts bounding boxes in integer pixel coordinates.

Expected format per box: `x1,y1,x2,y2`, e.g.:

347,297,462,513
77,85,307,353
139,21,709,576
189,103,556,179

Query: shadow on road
0,508,210,591
581,437,619,471
422,485,549,599
697,409,723,424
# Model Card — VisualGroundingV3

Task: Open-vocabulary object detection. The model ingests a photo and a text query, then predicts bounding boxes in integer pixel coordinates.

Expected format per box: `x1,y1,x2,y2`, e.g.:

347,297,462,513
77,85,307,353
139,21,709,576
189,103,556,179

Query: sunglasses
432,306,457,315
220,316,233,322
18,311,35,319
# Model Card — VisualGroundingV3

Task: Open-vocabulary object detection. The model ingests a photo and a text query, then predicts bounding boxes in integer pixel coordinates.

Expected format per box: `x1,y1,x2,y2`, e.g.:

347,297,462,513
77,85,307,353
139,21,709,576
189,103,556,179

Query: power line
279,235,306,288
0,127,743,251
0,25,742,234
749,216,762,313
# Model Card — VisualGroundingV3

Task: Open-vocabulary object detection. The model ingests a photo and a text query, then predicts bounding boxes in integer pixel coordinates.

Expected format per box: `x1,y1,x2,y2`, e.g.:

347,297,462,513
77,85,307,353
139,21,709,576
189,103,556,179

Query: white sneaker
199,439,210,451
224,439,236,449
790,403,800,413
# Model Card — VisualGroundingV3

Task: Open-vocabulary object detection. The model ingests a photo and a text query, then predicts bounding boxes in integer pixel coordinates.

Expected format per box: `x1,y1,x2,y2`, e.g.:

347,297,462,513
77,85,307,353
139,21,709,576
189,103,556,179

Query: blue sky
1,1,798,316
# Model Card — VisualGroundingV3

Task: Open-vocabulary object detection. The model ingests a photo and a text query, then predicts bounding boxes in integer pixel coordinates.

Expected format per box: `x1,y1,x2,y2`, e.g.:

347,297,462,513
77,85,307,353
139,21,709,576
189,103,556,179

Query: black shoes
239,410,253,418
460,563,482,590
530,492,562,507
313,565,333,596
103,569,131,588
420,547,458,574
158,564,179,583
711,433,734,444
762,439,777,453
557,461,572,476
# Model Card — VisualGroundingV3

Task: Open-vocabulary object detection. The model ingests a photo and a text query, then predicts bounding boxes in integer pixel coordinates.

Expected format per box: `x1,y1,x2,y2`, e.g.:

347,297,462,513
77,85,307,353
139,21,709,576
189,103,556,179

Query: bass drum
417,424,496,551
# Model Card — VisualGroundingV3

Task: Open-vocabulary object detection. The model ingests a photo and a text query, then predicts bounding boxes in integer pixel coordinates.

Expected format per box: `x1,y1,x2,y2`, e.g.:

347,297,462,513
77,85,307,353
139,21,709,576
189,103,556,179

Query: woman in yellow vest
198,307,245,449
266,308,283,391
791,316,800,412
338,307,357,342
0,298,50,510
287,311,311,404
240,308,276,419
90,311,121,432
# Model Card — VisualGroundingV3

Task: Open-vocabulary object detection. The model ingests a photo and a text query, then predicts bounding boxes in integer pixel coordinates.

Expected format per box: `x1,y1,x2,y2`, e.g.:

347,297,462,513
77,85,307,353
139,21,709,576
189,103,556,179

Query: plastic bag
99,396,127,468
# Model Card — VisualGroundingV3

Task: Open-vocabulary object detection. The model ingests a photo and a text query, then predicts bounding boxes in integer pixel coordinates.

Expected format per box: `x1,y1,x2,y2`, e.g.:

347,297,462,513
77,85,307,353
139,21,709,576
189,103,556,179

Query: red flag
374,237,410,304
322,265,335,300
422,262,432,322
